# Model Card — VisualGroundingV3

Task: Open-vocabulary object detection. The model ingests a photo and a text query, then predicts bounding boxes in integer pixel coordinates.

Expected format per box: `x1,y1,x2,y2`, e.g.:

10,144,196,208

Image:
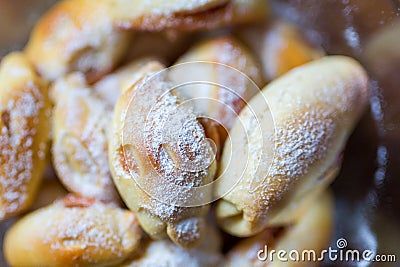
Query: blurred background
0,0,399,266
268,1,400,266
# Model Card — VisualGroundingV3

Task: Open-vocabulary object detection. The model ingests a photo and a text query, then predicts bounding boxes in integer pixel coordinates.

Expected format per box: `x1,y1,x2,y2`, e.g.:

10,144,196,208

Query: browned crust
0,52,51,221
216,56,369,236
4,197,143,267
116,0,268,32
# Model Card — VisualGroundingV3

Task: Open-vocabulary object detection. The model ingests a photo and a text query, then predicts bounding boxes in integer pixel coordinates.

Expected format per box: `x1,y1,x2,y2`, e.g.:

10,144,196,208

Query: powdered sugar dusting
215,39,262,129
0,82,46,219
144,89,212,188
261,107,336,200
177,37,263,131
115,70,216,244
236,105,337,220
220,57,368,225
52,74,118,202
149,199,183,221
123,73,215,210
173,217,201,244
40,200,139,263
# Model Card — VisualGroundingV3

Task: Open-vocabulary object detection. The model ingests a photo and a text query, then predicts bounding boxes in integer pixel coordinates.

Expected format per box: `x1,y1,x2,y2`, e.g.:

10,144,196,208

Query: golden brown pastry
52,57,167,202
239,20,324,81
216,56,369,236
25,0,267,82
23,0,225,82
24,0,132,83
93,57,164,107
120,223,223,267
109,61,218,248
224,191,333,266
0,52,51,221
119,0,268,32
111,0,229,25
4,195,143,267
51,73,120,203
175,36,265,145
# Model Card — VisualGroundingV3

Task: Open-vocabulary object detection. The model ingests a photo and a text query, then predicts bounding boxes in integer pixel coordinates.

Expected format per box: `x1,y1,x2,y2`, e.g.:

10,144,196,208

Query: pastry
216,56,369,236
24,0,132,83
0,0,378,265
51,73,120,203
0,52,51,221
25,0,267,82
224,191,333,266
52,57,166,202
119,0,268,32
175,36,265,145
109,61,218,248
4,195,143,267
239,20,324,81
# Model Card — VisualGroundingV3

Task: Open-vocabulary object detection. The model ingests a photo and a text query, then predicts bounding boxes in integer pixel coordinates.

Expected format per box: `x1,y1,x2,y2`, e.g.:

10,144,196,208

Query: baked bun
24,0,132,83
216,56,369,236
51,73,120,203
0,52,51,221
175,36,265,145
224,191,333,266
121,223,223,267
239,20,324,81
119,0,268,32
109,61,218,248
4,195,142,267
25,0,267,82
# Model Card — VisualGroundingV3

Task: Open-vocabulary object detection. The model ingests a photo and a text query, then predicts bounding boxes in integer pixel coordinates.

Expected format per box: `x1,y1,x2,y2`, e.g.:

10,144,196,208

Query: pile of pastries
0,0,370,266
